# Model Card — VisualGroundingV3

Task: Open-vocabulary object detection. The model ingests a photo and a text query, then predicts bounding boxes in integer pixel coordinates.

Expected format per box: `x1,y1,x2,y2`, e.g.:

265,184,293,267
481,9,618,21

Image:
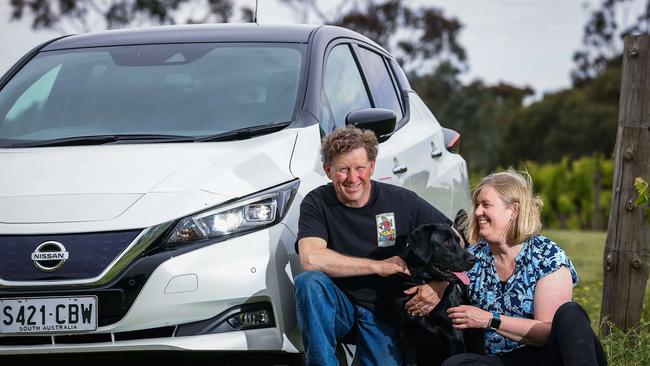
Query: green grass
601,320,650,366
542,229,607,323
542,229,650,365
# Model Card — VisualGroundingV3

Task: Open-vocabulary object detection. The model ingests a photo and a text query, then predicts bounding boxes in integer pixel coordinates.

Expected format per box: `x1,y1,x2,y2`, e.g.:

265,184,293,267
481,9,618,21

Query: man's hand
374,256,411,277
404,280,449,316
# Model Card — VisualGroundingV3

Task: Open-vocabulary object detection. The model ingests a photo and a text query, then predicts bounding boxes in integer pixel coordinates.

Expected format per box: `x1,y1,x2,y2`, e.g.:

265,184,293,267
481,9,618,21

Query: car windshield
0,42,305,147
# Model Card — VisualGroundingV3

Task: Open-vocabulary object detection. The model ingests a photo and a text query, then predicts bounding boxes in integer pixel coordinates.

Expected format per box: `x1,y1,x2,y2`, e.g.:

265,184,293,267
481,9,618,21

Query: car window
355,47,403,121
5,65,61,123
322,44,371,130
0,43,305,141
389,58,411,92
410,92,438,123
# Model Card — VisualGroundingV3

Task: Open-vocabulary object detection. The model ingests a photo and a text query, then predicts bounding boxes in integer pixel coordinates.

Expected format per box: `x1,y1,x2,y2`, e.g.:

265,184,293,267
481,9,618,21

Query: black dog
395,222,484,366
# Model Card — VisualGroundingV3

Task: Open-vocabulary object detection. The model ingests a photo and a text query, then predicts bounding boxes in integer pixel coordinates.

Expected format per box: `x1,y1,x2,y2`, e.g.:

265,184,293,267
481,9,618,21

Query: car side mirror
345,108,396,143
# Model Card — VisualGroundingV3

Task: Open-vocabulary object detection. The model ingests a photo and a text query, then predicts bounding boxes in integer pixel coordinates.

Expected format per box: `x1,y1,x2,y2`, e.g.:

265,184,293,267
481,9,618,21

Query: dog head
397,223,475,283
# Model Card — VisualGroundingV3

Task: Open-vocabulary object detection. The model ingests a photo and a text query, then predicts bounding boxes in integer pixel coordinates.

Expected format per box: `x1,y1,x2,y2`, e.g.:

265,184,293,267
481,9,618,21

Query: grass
541,229,650,365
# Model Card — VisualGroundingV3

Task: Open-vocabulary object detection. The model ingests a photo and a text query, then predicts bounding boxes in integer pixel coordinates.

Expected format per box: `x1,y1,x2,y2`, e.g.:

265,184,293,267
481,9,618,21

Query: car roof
42,24,322,50
41,23,386,53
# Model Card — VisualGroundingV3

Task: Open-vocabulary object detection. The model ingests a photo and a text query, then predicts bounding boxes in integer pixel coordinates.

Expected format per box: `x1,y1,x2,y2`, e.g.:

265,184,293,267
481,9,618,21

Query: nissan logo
31,241,69,272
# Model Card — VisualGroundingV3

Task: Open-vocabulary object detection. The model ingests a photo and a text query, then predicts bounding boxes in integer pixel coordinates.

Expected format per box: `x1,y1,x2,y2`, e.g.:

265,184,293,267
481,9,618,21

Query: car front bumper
0,223,303,355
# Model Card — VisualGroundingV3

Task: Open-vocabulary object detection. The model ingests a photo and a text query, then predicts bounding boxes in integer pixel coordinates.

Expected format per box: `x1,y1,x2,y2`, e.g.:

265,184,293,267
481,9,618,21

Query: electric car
0,24,471,363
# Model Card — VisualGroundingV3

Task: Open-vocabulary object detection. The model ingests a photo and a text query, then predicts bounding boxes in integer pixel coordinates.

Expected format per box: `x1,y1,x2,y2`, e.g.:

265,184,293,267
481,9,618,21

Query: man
294,126,452,365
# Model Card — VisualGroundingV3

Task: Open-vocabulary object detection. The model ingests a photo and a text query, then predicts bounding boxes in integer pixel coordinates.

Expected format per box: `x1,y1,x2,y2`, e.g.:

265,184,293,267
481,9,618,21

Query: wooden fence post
600,35,650,334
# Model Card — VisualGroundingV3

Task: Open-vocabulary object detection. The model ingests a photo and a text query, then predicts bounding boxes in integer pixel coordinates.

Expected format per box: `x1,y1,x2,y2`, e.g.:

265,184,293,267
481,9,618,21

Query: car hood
0,130,298,228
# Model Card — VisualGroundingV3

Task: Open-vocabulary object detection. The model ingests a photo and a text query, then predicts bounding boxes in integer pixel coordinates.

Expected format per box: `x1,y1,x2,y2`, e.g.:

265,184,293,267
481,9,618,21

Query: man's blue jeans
294,270,403,366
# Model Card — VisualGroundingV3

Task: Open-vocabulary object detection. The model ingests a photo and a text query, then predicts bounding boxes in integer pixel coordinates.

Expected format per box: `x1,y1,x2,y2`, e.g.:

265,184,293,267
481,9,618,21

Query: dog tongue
453,272,470,285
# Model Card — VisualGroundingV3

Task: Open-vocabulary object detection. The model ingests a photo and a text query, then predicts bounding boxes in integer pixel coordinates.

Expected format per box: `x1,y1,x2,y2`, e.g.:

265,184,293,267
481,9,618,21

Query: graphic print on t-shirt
376,213,396,247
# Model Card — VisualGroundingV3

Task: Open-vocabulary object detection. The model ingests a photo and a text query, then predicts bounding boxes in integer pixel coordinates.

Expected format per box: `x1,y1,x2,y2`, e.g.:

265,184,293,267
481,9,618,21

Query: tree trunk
600,35,650,334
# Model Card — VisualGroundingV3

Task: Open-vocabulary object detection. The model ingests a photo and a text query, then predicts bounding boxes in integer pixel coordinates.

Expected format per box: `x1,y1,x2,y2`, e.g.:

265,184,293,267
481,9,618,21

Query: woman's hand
404,280,448,316
447,305,492,329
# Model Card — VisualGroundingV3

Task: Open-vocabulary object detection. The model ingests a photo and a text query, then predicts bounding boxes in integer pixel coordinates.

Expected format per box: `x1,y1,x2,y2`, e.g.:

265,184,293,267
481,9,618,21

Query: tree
409,62,532,173
278,0,466,74
572,0,650,85
503,69,619,168
8,0,252,34
502,46,622,168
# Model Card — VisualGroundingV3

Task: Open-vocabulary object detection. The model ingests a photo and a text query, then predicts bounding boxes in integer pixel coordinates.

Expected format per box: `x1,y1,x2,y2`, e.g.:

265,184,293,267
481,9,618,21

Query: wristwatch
488,312,501,330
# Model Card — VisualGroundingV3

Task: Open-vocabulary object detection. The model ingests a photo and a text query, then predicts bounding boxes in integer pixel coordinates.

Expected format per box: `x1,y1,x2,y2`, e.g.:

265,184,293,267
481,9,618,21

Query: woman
443,171,607,366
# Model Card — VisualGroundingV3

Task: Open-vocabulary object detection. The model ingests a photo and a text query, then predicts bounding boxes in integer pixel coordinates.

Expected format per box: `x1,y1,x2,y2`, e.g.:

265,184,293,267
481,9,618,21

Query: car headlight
166,179,300,244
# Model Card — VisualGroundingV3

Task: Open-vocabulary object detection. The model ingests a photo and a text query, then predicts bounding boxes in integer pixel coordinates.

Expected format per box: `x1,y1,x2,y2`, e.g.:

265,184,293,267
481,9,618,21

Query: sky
0,0,632,99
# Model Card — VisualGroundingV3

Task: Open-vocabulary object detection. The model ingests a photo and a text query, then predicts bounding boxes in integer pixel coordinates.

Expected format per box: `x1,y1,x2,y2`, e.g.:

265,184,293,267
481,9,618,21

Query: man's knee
441,353,486,366
294,270,333,295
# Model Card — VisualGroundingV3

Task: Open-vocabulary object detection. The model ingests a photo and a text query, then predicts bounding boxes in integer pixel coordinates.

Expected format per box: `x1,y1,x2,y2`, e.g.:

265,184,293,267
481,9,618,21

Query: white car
0,24,471,364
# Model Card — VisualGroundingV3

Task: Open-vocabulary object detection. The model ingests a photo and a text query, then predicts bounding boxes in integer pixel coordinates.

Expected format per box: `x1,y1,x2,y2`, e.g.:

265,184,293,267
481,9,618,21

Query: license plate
0,296,97,334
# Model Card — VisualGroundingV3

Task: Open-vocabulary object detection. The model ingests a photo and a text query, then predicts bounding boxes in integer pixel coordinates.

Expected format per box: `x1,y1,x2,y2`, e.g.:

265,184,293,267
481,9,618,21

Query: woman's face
474,186,516,245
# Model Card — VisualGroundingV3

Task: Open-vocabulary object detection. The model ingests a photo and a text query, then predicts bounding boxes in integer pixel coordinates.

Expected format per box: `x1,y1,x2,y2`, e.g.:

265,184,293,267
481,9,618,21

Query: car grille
0,228,246,343
0,326,176,345
0,230,141,282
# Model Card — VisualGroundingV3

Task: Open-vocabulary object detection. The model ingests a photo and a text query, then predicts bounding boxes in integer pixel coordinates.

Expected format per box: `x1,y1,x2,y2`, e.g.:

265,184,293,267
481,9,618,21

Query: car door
402,92,457,217
353,48,459,218
320,42,408,188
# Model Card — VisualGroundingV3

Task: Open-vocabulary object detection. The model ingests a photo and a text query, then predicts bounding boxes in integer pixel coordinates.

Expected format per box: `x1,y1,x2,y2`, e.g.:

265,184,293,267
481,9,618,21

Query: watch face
489,317,501,330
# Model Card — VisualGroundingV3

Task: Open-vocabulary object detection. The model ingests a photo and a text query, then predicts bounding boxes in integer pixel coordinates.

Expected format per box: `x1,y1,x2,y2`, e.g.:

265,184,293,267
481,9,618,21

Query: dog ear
408,224,436,263
435,224,476,272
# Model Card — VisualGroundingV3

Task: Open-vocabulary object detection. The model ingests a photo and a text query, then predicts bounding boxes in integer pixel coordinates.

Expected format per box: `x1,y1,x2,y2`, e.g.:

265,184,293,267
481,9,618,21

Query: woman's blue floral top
466,235,578,355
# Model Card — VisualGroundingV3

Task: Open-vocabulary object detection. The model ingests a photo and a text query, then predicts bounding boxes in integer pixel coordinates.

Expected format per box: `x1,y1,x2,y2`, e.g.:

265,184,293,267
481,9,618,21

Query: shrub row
471,155,614,230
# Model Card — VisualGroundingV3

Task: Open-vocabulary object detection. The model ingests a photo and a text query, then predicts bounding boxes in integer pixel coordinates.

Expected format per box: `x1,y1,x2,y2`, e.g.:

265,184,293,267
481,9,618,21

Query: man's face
324,147,376,208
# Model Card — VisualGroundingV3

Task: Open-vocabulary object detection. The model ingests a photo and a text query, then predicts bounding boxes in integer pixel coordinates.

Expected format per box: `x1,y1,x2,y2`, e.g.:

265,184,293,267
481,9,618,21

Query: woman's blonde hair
468,170,543,244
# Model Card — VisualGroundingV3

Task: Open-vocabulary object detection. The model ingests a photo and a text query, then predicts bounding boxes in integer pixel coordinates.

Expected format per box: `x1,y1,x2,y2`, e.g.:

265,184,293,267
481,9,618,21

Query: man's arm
298,237,410,278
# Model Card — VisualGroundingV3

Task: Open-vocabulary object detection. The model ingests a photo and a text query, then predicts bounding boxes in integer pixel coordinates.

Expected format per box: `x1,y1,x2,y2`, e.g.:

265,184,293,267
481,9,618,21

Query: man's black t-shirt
297,180,451,319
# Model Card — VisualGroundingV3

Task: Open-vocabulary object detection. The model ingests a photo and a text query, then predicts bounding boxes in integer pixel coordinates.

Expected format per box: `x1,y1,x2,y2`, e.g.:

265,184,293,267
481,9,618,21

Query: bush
472,155,613,230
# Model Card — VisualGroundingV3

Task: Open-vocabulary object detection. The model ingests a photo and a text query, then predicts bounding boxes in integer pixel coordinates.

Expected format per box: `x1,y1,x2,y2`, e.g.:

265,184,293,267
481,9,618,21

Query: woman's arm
514,265,574,345
447,266,573,346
